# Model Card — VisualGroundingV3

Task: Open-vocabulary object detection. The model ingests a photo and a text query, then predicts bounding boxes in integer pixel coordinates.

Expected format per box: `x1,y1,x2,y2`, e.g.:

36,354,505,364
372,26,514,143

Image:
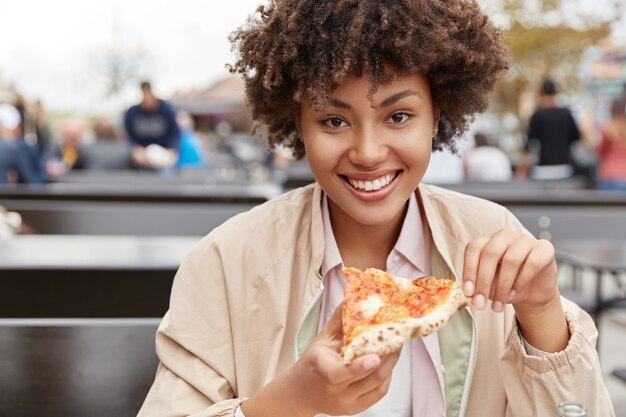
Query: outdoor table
554,239,626,384
0,317,160,417
555,239,626,323
0,235,199,317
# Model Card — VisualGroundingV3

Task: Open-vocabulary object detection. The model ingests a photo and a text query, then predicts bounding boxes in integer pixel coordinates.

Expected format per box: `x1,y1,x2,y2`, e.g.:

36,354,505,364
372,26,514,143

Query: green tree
479,0,623,125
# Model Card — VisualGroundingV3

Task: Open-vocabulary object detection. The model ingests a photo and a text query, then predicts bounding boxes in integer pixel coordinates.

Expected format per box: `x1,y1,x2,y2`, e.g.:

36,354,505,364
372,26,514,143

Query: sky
0,0,266,115
0,0,624,116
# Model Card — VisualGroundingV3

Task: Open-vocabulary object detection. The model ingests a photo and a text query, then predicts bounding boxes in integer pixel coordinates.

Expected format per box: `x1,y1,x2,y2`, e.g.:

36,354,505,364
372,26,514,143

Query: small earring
432,129,438,137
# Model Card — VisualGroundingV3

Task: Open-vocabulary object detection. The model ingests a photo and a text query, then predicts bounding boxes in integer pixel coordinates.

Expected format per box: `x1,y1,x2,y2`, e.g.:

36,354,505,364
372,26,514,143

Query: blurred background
1,0,626,185
1,0,626,416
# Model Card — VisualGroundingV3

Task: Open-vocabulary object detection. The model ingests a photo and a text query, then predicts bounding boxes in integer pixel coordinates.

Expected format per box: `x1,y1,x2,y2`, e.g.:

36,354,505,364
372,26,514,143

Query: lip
340,170,401,202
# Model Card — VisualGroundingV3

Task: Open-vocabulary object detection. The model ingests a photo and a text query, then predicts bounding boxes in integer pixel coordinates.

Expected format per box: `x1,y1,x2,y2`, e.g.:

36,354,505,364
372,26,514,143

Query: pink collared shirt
317,192,446,417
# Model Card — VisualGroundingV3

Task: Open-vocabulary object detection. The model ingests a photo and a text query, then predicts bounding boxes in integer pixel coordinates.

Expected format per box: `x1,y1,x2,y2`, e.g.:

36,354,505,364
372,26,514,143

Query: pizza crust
342,284,470,364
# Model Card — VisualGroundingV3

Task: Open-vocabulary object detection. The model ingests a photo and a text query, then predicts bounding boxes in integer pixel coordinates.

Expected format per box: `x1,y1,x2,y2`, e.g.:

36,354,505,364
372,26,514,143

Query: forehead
307,71,432,109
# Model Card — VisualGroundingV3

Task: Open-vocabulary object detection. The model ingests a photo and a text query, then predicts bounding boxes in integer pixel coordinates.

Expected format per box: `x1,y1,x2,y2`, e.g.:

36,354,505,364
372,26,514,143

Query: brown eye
389,112,411,124
324,117,347,128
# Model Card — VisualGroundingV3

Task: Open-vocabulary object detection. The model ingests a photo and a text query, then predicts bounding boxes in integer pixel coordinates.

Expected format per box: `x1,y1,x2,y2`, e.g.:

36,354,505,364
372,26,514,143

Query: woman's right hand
241,306,400,417
291,306,401,416
242,306,400,417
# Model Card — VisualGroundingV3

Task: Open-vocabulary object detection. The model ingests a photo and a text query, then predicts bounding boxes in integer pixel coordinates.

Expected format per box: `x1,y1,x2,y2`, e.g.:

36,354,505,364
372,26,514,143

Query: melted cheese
358,294,385,319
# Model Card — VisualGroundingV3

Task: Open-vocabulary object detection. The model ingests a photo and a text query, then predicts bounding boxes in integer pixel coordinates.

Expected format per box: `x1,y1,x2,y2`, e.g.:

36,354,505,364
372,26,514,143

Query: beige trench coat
138,183,614,417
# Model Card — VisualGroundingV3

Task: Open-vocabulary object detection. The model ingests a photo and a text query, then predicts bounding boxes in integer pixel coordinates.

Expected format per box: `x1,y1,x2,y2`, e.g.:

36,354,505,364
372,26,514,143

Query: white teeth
348,174,395,192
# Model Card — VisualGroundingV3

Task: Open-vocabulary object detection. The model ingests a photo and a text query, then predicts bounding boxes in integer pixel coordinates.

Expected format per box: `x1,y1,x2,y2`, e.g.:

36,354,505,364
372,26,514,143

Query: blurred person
124,81,180,170
464,132,513,182
73,118,134,171
12,93,27,139
33,100,53,156
43,120,87,178
595,97,626,190
421,138,471,184
0,103,20,141
0,103,46,184
58,121,84,170
518,79,580,180
175,110,206,170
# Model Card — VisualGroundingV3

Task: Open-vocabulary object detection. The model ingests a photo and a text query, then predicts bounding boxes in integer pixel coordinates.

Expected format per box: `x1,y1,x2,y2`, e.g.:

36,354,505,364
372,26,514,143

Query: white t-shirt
464,146,513,182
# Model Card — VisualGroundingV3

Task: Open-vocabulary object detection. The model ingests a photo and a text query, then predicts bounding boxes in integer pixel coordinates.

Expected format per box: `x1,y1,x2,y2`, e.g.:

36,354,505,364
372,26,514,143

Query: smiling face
298,71,438,233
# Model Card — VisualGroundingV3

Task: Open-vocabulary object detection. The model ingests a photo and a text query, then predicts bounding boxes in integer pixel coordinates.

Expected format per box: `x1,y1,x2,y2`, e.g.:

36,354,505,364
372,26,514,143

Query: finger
354,372,394,410
490,237,533,312
347,349,401,396
314,351,380,386
463,234,492,297
488,267,499,300
474,229,514,310
487,271,516,307
512,240,556,298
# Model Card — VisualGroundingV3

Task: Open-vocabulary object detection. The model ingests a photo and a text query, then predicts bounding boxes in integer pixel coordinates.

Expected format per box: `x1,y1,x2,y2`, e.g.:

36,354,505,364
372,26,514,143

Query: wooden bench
0,235,198,318
0,318,160,417
443,182,626,240
0,182,278,236
1,199,257,236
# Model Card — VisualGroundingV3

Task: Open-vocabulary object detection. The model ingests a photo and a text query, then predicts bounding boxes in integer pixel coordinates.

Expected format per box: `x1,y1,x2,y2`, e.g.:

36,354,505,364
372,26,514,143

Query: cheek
301,135,337,173
396,132,432,161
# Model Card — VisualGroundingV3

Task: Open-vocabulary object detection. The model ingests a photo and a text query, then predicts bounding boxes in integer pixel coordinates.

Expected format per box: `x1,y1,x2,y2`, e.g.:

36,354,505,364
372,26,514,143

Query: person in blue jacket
124,81,181,170
0,103,46,184
175,110,206,170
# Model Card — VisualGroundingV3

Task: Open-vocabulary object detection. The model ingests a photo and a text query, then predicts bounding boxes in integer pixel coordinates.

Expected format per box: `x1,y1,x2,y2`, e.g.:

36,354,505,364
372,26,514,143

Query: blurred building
169,75,251,133
580,39,626,141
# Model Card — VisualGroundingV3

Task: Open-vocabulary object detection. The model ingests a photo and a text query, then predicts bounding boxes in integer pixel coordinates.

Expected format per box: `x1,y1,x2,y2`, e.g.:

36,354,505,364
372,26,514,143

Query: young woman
596,97,626,190
138,1,614,416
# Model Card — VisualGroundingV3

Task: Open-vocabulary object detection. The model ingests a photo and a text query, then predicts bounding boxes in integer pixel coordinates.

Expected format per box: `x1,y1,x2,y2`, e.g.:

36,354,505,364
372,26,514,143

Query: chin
350,209,401,227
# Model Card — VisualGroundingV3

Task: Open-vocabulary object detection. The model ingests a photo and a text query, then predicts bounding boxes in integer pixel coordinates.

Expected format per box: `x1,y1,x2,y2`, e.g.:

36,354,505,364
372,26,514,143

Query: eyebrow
328,98,352,110
377,90,422,108
327,89,422,110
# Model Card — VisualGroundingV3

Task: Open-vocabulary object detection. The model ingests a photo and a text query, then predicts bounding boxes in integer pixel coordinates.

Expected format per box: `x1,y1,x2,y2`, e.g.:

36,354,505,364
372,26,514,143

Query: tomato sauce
342,268,453,345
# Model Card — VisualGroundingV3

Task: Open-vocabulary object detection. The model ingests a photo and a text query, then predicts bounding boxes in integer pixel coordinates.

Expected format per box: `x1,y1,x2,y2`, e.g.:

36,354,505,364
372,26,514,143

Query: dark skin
242,70,569,417
242,307,401,417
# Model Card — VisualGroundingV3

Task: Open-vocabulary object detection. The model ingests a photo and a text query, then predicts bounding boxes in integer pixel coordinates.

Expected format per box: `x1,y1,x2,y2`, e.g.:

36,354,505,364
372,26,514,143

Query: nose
347,127,388,168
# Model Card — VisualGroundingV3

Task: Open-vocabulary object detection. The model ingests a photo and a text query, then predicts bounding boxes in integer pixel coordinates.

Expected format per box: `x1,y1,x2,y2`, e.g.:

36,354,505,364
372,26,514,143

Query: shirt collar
321,191,429,277
394,191,430,274
321,194,343,277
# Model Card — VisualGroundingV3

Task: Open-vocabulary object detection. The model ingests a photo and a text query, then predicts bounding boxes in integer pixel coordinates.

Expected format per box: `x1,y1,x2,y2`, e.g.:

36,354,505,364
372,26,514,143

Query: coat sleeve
137,238,248,417
501,298,615,417
496,206,614,416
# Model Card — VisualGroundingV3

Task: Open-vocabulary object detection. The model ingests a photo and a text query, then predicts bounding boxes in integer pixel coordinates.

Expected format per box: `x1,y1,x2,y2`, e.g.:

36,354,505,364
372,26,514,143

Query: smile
345,173,397,192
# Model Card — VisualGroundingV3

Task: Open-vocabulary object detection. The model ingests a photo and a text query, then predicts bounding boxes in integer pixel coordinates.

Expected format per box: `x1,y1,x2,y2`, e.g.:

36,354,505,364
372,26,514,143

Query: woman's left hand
462,228,559,313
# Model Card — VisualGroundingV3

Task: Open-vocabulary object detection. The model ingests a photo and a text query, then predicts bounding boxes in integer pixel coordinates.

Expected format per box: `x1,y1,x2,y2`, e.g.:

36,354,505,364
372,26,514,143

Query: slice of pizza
341,266,470,363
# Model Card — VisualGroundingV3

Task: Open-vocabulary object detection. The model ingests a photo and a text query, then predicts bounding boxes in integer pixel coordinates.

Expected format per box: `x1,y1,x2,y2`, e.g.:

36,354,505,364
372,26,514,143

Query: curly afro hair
229,0,509,159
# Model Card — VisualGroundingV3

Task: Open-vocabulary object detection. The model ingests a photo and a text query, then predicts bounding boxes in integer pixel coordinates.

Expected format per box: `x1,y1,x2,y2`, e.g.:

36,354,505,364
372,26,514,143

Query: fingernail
463,281,475,296
492,300,503,313
363,356,380,370
474,294,485,310
508,290,516,302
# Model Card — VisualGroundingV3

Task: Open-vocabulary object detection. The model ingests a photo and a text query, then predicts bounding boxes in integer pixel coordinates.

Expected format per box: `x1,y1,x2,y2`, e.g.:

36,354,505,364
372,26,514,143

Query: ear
432,105,441,132
294,108,302,135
